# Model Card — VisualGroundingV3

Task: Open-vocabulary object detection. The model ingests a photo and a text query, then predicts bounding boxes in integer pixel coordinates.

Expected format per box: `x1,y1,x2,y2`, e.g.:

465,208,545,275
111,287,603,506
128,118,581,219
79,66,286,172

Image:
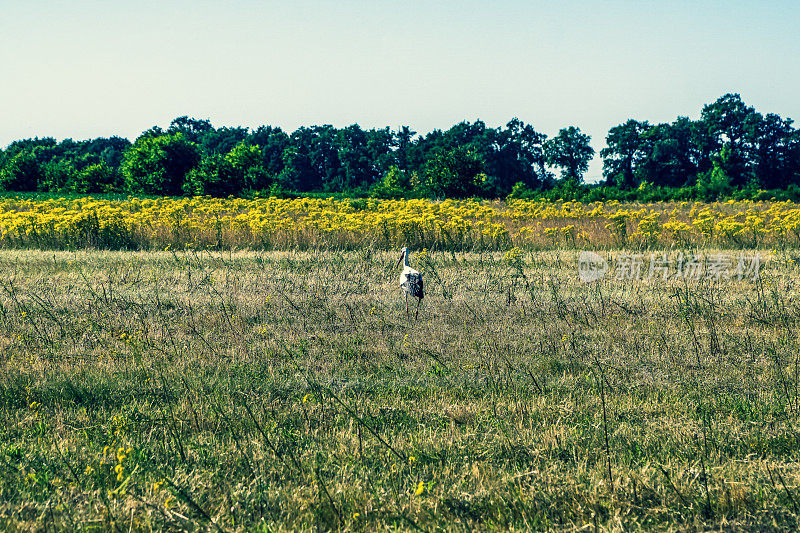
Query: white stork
396,247,424,319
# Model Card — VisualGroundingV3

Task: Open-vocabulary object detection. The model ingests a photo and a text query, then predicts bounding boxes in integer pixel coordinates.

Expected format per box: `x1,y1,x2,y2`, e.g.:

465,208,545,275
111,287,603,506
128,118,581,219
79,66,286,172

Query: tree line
1,93,798,201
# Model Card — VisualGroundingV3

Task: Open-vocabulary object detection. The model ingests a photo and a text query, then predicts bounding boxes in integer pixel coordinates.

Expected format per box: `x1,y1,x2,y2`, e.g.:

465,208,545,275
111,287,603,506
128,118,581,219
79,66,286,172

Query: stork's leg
405,293,409,317
415,297,422,320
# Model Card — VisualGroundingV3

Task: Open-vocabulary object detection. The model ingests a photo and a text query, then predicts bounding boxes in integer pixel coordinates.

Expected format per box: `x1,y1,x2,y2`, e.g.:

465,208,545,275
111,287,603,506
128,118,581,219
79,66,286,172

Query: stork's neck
403,251,410,267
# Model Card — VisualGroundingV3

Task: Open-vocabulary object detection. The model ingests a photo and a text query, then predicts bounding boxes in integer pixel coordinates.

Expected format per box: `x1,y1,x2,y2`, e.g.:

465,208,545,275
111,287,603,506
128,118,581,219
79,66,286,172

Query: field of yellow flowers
1,195,800,250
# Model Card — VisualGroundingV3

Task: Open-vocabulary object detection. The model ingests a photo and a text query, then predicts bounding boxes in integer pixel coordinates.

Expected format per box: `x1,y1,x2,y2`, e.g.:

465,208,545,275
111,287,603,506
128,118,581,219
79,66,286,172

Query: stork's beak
395,251,405,269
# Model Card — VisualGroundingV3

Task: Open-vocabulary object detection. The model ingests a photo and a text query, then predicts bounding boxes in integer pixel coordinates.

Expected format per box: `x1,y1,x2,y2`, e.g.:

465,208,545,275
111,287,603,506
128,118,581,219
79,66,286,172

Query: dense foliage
1,94,798,200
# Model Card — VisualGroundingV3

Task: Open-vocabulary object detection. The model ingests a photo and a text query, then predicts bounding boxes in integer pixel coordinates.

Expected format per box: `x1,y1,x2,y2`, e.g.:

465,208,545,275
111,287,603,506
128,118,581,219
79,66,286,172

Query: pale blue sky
2,0,799,180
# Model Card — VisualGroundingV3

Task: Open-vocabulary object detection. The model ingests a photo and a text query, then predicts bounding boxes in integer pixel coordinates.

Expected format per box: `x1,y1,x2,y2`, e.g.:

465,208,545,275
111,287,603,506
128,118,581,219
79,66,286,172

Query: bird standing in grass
396,247,424,319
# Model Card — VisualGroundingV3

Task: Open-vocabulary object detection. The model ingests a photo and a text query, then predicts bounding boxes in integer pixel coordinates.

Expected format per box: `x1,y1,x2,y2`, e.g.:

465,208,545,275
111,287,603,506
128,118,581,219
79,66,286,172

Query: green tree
0,138,58,191
700,93,757,186
395,126,416,171
226,142,270,191
371,165,417,198
419,147,485,198
248,126,290,178
601,119,651,189
544,126,594,182
168,116,213,143
121,133,199,195
184,156,226,196
39,159,78,192
72,162,120,193
185,142,269,196
278,126,341,192
636,117,701,187
498,118,550,192
745,113,799,189
406,119,549,196
696,144,734,199
332,125,373,192
199,126,250,155
0,150,41,191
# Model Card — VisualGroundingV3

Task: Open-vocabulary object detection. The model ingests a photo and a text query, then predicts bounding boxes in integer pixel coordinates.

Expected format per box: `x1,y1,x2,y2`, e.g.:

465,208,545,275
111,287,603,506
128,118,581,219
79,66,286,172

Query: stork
396,247,424,319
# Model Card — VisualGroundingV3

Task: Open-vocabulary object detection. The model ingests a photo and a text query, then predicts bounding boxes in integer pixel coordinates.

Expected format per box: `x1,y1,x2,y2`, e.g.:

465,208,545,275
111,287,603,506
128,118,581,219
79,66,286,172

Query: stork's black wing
403,272,424,299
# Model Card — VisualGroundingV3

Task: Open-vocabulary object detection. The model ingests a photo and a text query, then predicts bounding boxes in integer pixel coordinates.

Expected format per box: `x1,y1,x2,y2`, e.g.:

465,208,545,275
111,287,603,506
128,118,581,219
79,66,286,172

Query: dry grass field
2,247,800,530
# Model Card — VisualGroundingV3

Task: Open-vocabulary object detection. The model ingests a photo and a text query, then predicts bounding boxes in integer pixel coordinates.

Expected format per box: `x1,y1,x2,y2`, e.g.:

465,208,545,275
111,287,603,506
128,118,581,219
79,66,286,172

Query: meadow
2,198,800,531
